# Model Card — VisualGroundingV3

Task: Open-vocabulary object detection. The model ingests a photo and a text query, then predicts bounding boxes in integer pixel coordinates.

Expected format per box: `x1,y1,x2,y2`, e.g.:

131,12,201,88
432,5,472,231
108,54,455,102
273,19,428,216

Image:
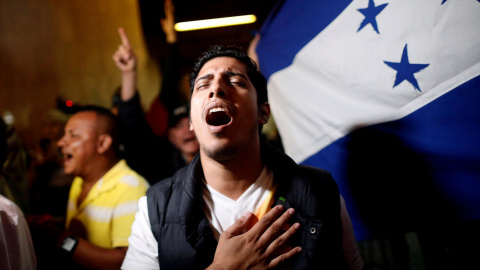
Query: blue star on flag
357,0,388,34
384,44,430,92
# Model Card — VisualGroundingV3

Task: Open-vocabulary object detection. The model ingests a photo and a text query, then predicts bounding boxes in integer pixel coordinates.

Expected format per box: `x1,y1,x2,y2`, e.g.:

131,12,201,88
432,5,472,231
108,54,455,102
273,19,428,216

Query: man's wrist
60,234,79,257
122,69,137,76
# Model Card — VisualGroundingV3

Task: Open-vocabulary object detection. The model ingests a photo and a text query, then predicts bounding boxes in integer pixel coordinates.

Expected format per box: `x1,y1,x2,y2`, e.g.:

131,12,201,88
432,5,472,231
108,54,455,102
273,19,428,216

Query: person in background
0,116,14,203
0,195,37,270
29,108,73,218
122,45,363,269
112,0,199,184
1,111,30,215
30,106,149,269
165,103,198,168
0,117,36,270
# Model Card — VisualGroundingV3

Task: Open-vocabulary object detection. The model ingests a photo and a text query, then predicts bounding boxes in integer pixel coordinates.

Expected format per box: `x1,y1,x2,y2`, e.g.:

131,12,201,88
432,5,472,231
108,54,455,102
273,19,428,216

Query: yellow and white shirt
66,159,149,248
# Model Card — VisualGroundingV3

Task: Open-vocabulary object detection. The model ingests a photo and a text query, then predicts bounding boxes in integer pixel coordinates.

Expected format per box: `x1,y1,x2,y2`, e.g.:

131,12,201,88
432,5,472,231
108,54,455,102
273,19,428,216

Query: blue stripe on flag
257,0,352,80
302,75,480,240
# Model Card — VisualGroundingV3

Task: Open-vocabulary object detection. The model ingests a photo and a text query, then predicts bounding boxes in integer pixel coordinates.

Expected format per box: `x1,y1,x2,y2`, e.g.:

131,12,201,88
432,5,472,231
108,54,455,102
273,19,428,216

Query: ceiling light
174,15,257,32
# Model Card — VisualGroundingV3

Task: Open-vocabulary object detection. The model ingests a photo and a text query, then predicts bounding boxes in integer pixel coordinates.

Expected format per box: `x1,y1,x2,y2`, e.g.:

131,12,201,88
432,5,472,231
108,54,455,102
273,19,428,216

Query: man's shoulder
297,165,338,191
298,165,334,180
110,160,150,188
264,143,339,195
117,173,149,189
263,142,333,181
146,165,189,198
274,163,339,208
147,176,175,195
144,166,192,226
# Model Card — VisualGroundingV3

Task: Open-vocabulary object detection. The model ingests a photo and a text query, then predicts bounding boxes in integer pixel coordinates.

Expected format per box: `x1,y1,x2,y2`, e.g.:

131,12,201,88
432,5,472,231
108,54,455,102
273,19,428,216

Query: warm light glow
66,100,73,107
175,15,257,32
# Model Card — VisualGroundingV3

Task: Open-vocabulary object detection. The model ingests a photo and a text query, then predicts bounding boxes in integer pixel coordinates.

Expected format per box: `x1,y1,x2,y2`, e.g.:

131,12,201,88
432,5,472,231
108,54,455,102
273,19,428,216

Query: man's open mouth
63,153,73,161
206,107,231,126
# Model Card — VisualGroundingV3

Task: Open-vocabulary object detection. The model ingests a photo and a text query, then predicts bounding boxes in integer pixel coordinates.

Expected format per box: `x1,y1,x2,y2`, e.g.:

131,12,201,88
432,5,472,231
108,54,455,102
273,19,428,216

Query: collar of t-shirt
202,166,277,240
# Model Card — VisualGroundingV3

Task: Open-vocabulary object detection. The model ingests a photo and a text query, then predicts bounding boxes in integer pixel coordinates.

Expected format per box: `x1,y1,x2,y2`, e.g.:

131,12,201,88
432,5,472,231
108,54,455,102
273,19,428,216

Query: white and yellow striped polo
66,159,149,248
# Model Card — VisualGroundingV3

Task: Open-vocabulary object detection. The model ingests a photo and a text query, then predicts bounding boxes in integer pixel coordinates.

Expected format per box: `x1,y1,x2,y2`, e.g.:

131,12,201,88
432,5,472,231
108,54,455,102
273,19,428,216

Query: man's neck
80,157,120,184
201,144,264,201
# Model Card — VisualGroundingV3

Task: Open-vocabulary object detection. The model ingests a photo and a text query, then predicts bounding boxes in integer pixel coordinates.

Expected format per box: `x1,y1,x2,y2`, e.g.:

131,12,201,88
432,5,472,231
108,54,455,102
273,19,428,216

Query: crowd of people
0,0,365,269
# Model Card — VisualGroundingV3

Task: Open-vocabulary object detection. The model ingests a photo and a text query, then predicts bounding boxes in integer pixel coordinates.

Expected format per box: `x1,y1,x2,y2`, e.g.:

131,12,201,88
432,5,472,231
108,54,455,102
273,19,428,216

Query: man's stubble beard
201,140,238,162
200,123,259,162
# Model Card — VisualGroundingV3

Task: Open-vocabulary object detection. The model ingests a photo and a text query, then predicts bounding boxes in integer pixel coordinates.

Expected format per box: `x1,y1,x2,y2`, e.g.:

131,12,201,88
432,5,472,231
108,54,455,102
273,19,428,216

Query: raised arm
160,0,177,44
112,27,137,102
112,27,175,183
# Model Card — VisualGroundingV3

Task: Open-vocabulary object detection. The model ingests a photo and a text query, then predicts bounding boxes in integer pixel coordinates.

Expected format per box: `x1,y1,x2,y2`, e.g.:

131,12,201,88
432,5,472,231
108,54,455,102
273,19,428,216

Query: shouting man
122,46,363,269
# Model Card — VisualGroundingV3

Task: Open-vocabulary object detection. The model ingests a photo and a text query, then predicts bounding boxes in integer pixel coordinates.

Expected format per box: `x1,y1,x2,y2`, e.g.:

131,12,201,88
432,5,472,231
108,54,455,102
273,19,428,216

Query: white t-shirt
122,168,363,270
203,167,276,241
0,195,37,270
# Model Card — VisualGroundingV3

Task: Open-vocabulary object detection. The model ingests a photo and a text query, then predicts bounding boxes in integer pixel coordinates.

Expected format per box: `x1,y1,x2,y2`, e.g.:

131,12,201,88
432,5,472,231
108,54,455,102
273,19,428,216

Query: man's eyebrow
195,74,213,85
225,71,247,79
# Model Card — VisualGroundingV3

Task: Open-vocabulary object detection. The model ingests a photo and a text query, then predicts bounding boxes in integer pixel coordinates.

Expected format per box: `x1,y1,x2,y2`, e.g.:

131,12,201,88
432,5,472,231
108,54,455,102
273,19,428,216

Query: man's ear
258,102,271,125
97,134,113,154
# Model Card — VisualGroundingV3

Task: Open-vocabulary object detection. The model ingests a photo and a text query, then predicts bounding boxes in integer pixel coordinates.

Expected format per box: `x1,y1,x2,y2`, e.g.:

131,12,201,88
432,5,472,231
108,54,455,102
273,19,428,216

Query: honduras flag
256,0,480,241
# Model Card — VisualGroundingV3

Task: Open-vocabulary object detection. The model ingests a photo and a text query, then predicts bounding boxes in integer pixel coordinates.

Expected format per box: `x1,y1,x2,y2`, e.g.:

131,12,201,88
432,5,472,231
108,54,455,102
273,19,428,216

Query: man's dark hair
189,45,268,106
78,105,121,156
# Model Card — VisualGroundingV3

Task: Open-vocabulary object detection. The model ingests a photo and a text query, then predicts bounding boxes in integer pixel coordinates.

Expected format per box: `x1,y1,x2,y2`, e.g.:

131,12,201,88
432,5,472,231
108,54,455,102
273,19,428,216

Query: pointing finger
118,27,131,46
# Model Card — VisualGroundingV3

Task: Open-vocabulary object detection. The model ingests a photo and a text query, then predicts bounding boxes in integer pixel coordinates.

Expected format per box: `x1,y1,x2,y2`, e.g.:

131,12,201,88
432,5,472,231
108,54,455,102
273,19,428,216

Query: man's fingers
264,222,300,257
112,53,122,65
268,246,302,269
245,205,285,243
164,0,174,14
222,212,252,239
118,27,131,46
117,45,133,59
113,44,133,65
112,51,126,65
257,207,296,247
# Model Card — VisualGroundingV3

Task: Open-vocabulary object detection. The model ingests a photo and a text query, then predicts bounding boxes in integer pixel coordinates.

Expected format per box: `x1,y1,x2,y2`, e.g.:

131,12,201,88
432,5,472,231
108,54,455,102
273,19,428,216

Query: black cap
168,104,190,127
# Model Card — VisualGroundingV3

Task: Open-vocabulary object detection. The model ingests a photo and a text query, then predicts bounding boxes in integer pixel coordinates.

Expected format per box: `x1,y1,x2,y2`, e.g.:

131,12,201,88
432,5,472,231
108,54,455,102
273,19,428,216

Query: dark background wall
0,0,161,150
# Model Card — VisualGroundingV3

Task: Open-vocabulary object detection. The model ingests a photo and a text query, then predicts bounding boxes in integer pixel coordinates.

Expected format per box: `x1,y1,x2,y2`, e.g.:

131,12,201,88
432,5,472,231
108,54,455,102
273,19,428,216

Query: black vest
147,143,348,269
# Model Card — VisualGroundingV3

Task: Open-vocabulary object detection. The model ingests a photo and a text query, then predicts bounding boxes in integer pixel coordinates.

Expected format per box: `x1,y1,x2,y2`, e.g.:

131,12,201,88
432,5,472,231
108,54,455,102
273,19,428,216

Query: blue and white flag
257,0,480,241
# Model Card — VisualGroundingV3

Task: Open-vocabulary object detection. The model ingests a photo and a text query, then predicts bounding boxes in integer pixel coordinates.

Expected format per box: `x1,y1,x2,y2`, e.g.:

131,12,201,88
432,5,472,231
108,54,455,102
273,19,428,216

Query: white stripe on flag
268,0,480,162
